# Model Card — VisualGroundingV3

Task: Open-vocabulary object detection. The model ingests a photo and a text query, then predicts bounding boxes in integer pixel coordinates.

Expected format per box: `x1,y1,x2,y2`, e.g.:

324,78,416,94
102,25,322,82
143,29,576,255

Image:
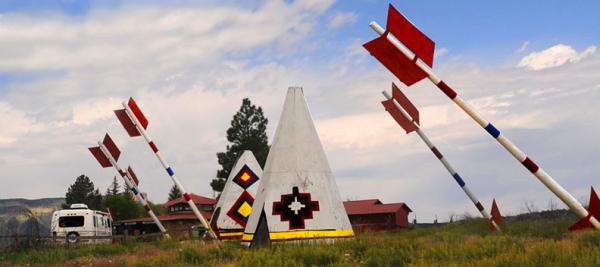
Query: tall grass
2,219,600,266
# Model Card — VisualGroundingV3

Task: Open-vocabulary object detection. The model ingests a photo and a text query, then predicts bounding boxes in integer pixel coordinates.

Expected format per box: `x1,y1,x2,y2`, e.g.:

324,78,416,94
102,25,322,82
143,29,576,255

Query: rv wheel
66,232,80,244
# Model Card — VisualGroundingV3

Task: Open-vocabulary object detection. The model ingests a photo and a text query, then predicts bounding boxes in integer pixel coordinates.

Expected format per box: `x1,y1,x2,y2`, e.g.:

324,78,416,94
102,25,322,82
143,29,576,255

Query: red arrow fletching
386,4,435,67
488,199,504,232
127,166,140,186
102,133,121,161
382,83,420,134
88,146,112,168
364,34,429,86
114,109,141,137
128,98,148,129
570,187,600,231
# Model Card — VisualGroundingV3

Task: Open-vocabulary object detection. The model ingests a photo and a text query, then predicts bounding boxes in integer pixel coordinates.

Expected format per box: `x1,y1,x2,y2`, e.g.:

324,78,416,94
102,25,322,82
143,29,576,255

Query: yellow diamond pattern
240,172,251,182
237,201,253,217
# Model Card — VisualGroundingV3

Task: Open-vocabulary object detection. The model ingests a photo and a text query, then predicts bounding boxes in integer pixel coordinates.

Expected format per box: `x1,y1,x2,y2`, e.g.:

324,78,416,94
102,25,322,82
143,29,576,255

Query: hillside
0,197,65,239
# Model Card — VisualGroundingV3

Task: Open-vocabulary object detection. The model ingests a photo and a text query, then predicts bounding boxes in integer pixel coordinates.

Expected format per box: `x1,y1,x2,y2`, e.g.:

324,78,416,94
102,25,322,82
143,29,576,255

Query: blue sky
1,0,599,223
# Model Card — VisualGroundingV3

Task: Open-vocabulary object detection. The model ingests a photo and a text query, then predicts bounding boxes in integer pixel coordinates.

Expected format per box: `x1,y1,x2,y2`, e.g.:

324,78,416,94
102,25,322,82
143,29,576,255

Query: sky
1,0,600,223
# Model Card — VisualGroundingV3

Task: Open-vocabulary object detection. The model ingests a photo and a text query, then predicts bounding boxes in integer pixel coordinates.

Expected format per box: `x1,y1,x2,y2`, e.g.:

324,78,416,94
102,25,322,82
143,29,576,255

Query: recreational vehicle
51,204,113,244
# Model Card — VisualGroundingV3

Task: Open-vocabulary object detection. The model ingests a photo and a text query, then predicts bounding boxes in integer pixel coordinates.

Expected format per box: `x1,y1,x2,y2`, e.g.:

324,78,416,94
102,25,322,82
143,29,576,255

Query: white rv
51,204,113,244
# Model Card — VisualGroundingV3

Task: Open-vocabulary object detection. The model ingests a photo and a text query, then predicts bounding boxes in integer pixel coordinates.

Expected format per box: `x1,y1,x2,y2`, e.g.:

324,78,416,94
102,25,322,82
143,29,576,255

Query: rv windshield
59,216,85,227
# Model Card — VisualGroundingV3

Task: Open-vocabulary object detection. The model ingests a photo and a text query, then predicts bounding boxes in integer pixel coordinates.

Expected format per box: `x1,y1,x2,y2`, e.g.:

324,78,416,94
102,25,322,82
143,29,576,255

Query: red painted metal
386,4,435,67
382,83,421,133
570,187,600,231
127,98,149,129
127,166,140,186
114,109,141,137
364,33,429,86
102,133,121,161
489,199,504,232
88,146,111,168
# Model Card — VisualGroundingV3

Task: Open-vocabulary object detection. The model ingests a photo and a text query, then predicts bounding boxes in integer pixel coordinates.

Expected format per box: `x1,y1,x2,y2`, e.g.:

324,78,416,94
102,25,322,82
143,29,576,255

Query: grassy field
2,217,600,266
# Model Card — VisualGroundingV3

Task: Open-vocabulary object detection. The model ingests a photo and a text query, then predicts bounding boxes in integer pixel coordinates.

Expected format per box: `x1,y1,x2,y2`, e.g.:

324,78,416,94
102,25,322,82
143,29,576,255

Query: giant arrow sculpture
364,4,600,229
89,133,170,238
114,98,219,241
382,83,501,231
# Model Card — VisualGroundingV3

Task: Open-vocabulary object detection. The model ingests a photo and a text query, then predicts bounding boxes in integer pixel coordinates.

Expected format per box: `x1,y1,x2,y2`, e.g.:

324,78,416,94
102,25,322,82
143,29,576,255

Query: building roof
343,199,412,215
162,194,216,208
119,211,213,224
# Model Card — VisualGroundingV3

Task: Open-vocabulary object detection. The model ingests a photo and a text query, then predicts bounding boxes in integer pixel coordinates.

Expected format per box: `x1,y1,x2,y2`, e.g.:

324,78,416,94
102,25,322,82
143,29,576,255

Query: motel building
116,194,216,237
343,199,412,232
116,195,411,236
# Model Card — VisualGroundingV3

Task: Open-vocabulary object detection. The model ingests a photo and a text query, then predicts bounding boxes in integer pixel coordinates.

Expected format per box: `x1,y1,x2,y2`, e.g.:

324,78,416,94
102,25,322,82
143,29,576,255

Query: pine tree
63,174,103,210
168,185,182,200
212,98,269,192
106,176,121,196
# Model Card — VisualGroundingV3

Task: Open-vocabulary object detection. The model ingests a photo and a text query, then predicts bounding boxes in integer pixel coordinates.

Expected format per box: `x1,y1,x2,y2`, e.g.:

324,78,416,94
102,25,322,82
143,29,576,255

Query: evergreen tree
106,176,121,196
212,98,269,192
102,193,144,221
168,185,182,200
63,174,103,210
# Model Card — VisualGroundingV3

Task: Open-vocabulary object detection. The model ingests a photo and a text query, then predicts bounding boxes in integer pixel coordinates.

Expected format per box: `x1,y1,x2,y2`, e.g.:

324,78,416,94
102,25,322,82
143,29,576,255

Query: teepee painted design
210,150,262,239
242,87,354,247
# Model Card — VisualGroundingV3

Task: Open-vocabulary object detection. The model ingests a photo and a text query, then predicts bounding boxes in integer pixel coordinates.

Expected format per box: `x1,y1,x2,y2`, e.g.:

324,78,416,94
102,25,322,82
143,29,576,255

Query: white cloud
327,11,356,29
0,102,46,146
517,41,529,53
434,47,449,58
1,3,600,222
518,44,597,70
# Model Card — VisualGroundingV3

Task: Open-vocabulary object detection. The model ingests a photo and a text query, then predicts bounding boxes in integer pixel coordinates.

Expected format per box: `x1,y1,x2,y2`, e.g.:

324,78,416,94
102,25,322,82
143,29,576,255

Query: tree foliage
62,174,103,210
168,185,182,201
211,98,269,192
101,194,144,221
106,176,121,196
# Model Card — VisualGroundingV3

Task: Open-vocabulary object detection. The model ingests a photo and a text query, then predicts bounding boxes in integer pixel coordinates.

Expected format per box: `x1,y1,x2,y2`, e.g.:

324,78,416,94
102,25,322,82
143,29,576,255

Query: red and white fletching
570,187,600,231
127,166,140,186
128,98,149,129
382,83,420,134
114,109,141,137
102,133,121,161
114,97,149,137
363,4,435,86
488,199,504,232
88,146,112,168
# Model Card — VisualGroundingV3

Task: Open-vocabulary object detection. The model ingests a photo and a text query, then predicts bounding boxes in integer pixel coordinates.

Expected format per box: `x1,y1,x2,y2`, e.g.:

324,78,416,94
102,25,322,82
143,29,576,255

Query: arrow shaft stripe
484,123,500,139
475,202,484,212
430,146,443,159
452,173,465,187
149,141,159,153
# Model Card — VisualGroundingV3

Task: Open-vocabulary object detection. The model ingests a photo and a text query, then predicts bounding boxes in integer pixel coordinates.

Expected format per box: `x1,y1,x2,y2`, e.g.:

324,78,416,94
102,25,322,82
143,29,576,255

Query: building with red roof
343,199,412,232
117,193,216,237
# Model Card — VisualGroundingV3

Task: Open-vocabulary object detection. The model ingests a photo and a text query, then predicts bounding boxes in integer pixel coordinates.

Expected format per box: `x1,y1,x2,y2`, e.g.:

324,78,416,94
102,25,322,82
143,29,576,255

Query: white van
51,204,113,244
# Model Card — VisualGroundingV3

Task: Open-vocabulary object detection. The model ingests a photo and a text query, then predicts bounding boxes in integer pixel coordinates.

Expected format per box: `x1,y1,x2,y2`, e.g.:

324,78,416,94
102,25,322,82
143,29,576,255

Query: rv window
59,216,85,227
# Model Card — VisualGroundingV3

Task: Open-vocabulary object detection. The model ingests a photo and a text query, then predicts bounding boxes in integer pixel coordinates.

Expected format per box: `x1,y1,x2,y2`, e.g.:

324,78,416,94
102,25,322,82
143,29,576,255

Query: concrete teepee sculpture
210,150,262,239
242,87,354,247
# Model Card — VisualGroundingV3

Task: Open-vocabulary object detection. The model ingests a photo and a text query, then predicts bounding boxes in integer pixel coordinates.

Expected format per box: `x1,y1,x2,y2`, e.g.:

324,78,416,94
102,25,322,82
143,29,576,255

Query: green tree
62,174,103,210
101,194,144,221
106,176,121,196
212,98,269,192
168,185,182,200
